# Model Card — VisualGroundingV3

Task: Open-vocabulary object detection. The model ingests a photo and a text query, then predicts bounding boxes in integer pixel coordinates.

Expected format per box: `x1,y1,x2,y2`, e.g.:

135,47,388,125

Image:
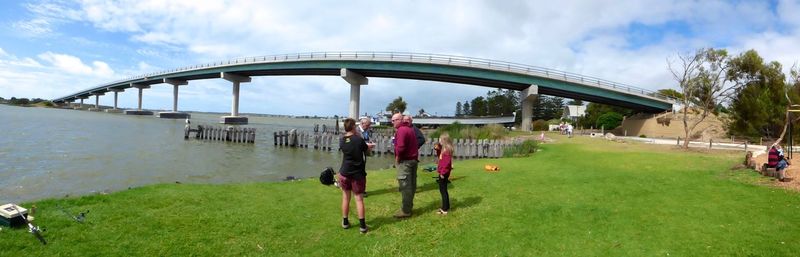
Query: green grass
3,134,800,256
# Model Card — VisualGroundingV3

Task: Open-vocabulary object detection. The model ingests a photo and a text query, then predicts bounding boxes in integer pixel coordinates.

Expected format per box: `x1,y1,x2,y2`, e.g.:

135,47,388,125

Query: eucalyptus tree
727,50,787,139
668,48,736,148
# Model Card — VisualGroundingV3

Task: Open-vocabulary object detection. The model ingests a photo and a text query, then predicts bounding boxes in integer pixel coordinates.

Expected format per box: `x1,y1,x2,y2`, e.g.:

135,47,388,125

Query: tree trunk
682,107,691,148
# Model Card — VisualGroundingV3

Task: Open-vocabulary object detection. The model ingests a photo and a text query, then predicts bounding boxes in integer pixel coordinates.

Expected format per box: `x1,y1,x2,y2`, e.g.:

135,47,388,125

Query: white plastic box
0,203,28,227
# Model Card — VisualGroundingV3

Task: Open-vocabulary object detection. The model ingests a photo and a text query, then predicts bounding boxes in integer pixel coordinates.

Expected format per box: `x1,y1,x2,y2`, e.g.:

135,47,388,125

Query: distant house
562,105,586,122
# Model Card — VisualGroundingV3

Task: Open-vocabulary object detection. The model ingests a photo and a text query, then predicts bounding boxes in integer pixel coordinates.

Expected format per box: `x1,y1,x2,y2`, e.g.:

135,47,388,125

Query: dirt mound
614,110,727,140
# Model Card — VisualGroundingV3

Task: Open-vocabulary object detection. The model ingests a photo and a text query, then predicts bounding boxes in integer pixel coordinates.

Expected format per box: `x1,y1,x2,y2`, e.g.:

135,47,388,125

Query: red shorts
338,175,366,194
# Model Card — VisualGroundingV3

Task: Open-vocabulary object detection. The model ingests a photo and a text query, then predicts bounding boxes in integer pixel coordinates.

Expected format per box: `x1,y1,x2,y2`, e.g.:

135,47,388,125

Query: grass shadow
365,175,465,197
368,195,482,231
416,175,465,194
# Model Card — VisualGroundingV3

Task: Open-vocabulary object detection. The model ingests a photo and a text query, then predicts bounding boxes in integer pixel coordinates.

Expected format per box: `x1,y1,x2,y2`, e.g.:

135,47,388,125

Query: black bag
320,167,335,185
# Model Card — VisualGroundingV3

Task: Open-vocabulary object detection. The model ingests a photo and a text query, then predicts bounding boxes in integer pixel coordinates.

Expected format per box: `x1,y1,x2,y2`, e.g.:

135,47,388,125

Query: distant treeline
0,97,53,107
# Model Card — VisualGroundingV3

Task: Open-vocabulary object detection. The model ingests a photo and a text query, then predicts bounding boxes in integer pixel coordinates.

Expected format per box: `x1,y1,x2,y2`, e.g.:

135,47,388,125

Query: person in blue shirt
357,117,372,142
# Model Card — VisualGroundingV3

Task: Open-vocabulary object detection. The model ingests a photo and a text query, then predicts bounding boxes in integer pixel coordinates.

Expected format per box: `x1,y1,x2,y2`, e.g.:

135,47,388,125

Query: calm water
0,105,419,203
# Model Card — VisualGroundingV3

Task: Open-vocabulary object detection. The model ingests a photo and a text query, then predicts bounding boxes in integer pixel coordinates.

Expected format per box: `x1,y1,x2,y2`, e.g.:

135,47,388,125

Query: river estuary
0,105,418,203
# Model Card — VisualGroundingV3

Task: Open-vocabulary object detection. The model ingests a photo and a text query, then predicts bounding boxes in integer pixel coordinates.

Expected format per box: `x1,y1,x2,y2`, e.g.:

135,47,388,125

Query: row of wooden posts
273,130,517,158
274,130,338,150
185,125,256,143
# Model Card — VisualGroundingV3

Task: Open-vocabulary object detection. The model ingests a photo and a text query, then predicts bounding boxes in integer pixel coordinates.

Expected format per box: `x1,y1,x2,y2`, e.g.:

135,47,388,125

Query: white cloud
24,1,83,21
37,52,114,77
778,0,800,30
0,49,110,100
12,19,53,37
0,49,44,68
137,61,156,71
737,31,800,73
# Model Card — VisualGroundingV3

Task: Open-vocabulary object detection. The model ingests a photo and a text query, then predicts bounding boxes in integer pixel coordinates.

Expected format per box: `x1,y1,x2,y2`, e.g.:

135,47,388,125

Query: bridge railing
62,52,670,102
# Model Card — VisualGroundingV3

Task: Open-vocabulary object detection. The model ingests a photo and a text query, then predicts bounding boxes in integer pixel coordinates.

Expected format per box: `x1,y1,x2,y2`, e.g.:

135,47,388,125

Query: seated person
767,145,779,168
776,145,791,182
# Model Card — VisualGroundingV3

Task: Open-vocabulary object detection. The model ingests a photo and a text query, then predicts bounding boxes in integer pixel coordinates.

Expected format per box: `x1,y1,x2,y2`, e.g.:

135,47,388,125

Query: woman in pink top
436,133,454,215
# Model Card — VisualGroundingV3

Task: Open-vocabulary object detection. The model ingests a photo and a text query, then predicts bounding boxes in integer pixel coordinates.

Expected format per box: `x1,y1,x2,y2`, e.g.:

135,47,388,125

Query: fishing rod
56,204,88,223
12,205,46,245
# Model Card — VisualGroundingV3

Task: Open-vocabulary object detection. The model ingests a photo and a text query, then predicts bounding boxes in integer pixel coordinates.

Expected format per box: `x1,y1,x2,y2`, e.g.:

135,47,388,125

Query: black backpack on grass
320,167,335,185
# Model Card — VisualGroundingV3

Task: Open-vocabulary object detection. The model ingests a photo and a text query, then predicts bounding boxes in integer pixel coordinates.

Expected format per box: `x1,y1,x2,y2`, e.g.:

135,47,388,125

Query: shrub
639,134,647,138
532,119,549,131
503,139,539,157
485,124,507,138
597,112,624,130
429,122,507,140
430,122,465,139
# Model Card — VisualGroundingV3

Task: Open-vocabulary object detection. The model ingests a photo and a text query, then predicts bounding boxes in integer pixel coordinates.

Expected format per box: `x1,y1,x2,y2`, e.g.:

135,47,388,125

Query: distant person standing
184,118,191,139
436,133,454,215
393,113,419,218
403,115,426,149
567,123,574,138
337,118,369,233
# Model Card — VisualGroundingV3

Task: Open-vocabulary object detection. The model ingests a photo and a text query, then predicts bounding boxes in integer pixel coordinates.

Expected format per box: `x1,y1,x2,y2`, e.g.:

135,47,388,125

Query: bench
760,163,778,178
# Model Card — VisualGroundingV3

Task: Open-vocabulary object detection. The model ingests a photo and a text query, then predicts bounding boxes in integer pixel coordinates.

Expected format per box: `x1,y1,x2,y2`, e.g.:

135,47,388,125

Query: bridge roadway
52,52,673,128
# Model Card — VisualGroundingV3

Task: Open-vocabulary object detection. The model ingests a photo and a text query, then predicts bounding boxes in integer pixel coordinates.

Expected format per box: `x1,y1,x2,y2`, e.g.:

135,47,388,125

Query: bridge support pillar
221,72,251,124
105,89,124,113
125,84,153,115
340,68,368,119
520,85,538,131
75,97,86,110
89,92,104,111
158,78,191,119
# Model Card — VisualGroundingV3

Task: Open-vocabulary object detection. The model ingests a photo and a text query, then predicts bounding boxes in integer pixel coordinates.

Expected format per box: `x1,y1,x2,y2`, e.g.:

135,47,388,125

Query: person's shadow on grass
367,196,482,231
365,176,465,198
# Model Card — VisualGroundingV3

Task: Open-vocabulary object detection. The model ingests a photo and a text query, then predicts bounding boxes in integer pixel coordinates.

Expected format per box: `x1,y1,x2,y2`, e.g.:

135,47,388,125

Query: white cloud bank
2,0,800,116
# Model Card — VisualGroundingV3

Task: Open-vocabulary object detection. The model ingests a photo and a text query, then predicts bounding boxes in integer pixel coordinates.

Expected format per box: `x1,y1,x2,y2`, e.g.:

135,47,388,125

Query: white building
562,105,586,122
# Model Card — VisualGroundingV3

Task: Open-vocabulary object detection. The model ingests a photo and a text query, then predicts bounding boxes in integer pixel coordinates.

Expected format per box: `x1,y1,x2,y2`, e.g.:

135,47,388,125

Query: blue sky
1,0,799,116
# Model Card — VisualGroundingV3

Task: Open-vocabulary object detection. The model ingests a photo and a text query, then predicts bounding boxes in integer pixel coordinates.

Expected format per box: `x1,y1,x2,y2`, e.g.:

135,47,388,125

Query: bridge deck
53,52,673,112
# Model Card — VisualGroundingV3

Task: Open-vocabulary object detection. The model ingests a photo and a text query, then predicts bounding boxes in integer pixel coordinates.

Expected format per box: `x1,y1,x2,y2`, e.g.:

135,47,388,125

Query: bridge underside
133,69,667,112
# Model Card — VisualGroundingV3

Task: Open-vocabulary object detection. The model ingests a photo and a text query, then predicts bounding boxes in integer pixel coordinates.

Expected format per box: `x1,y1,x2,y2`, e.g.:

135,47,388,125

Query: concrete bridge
52,52,673,129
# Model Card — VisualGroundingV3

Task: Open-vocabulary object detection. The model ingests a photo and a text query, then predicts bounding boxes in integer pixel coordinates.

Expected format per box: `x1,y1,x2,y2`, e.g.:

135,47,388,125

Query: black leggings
438,173,450,211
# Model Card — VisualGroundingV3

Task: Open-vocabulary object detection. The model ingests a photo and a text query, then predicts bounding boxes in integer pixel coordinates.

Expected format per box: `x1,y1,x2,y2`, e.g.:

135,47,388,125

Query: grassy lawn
3,134,800,256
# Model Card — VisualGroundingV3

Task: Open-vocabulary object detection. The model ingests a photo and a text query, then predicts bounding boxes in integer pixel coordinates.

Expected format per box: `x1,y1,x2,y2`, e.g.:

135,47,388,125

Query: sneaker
393,211,412,219
342,221,350,229
436,209,448,215
359,226,368,234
